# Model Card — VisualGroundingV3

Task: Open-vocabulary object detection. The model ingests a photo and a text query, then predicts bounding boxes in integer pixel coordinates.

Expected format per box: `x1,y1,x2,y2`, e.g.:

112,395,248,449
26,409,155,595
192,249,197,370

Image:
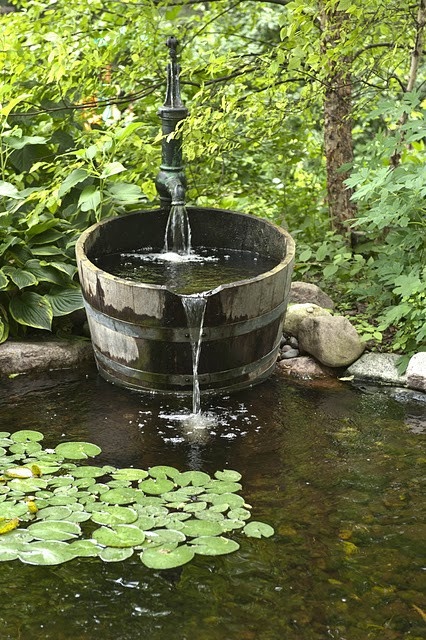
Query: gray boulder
345,353,407,386
406,352,426,392
298,315,365,368
276,355,336,380
0,340,94,377
283,303,332,337
289,282,335,310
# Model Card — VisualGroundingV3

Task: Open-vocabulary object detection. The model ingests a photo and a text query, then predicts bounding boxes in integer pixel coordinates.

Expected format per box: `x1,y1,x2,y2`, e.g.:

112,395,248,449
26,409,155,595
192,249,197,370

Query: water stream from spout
181,294,207,416
164,204,191,254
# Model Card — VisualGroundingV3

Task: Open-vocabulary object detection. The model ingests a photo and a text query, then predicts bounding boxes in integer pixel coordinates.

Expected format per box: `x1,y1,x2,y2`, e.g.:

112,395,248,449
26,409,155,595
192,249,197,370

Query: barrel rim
75,206,295,299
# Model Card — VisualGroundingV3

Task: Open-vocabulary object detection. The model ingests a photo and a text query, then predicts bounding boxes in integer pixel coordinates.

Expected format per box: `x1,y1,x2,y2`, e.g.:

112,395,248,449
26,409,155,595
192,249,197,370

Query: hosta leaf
55,441,101,460
19,540,73,565
9,291,53,330
140,544,194,569
92,524,146,548
190,536,240,556
45,287,84,316
243,521,275,539
27,520,81,541
25,259,65,285
91,506,138,526
2,266,38,289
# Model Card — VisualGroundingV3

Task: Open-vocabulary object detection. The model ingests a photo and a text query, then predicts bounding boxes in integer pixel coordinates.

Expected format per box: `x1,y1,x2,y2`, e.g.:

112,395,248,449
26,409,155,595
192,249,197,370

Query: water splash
164,203,191,254
181,294,207,416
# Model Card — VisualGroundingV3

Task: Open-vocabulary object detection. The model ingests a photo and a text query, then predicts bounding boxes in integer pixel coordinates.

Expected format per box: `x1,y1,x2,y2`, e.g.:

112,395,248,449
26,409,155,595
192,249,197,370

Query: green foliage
0,429,273,567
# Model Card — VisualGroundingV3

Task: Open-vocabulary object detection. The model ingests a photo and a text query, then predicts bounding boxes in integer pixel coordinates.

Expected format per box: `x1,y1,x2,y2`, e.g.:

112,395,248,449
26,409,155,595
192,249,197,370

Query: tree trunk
321,6,356,237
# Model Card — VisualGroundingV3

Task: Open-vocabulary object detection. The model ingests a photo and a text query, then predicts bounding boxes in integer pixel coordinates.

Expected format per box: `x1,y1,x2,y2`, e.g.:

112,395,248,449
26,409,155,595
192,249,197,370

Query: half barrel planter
76,207,295,394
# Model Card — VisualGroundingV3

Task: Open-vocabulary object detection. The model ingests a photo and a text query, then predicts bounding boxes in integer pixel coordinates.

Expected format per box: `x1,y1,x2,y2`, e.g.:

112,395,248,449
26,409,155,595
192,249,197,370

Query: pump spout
155,37,188,211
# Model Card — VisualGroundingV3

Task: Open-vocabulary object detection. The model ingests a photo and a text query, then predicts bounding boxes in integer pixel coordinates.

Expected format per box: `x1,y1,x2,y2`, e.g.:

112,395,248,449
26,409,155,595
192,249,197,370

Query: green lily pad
207,493,246,509
10,430,44,443
99,546,134,562
228,508,251,521
177,471,211,487
139,478,174,495
55,441,101,460
19,540,73,565
183,501,207,513
68,539,100,557
0,545,20,561
89,483,110,495
102,487,140,505
214,469,242,482
243,521,275,538
180,519,223,538
148,465,181,480
190,535,240,556
145,528,186,546
220,519,245,532
8,477,47,493
9,442,43,455
1,503,31,518
205,480,242,494
27,520,81,541
71,466,107,478
195,509,224,522
5,466,33,479
112,468,149,481
140,544,195,569
36,506,73,520
134,515,156,530
92,524,146,548
91,506,139,526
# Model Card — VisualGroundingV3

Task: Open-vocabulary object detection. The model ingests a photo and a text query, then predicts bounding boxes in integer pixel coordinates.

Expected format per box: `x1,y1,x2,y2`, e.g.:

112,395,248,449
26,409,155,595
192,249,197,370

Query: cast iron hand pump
155,37,189,210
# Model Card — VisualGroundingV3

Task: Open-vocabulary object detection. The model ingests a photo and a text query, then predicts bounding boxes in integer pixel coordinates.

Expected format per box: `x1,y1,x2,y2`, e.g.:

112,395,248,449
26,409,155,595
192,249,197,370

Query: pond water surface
0,366,424,640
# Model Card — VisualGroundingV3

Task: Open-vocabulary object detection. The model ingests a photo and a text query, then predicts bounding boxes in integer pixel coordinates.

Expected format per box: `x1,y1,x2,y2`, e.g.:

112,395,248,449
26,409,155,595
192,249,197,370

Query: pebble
281,348,299,359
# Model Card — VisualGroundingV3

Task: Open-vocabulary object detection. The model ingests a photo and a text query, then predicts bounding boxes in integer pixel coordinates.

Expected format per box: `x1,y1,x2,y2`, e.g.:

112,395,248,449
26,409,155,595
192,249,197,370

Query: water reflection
0,367,424,640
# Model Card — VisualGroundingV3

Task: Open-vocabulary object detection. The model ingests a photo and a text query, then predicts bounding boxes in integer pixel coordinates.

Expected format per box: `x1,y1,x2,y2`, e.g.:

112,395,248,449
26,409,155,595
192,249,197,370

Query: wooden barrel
76,207,295,393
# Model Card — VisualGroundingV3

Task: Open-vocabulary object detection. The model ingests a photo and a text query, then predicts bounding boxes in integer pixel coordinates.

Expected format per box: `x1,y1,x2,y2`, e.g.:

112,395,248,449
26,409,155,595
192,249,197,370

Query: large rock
282,303,332,337
345,353,407,386
406,352,426,392
289,282,335,310
0,340,94,377
298,315,365,368
276,355,336,380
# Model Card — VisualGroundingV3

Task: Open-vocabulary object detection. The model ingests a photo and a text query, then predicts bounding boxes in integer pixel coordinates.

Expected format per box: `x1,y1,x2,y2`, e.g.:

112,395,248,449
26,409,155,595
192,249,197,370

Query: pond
0,366,424,640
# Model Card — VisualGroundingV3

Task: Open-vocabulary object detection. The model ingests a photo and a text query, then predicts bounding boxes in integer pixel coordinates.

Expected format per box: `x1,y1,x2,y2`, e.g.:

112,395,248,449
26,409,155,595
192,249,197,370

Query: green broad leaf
55,441,101,460
10,429,44,442
8,477,48,493
45,287,84,317
134,496,167,508
36,506,73,520
9,441,42,455
30,229,63,245
19,540,73,565
89,483,110,495
228,508,251,521
43,495,78,507
140,544,195,569
243,521,275,539
214,470,242,482
205,481,242,495
0,528,34,545
27,520,81,541
145,528,186,546
112,468,149,481
180,519,223,538
5,135,47,150
135,505,169,518
220,519,245,532
207,493,246,509
68,539,100,557
71,466,106,478
107,480,131,488
2,266,38,289
106,182,143,203
5,466,34,479
31,246,66,257
78,186,101,212
58,168,89,197
0,180,21,199
91,506,138,526
177,471,211,487
92,524,146,548
9,291,53,330
100,162,126,178
139,477,175,495
66,510,92,523
190,535,240,556
194,509,224,522
102,487,140,505
0,270,9,290
148,465,181,480
0,503,29,519
99,546,133,562
0,545,20,561
183,501,207,513
24,259,65,285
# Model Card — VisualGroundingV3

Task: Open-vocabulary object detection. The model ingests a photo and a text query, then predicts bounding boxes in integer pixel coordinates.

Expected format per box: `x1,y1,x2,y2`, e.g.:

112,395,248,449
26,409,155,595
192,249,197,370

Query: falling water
164,204,192,254
181,294,207,415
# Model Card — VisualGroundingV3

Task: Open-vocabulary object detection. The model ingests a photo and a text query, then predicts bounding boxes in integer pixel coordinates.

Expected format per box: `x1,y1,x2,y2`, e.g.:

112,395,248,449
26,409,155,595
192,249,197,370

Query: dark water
94,248,278,294
0,367,425,640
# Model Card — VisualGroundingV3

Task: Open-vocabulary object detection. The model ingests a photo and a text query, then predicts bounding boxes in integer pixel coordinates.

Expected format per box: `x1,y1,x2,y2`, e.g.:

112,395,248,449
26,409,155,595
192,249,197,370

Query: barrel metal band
94,340,280,387
85,298,287,342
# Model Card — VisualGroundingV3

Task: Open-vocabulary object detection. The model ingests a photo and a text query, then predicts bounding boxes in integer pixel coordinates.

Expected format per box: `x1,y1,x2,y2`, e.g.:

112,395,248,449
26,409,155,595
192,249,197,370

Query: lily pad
214,469,242,482
91,506,139,526
228,508,251,521
9,442,43,455
177,471,211,487
55,441,101,460
207,493,246,509
243,521,275,538
36,506,73,520
92,524,146,548
8,477,48,493
99,546,134,562
5,466,34,479
140,544,195,569
220,519,245,532
148,465,181,480
139,478,174,495
27,520,81,541
102,487,140,505
190,535,240,556
205,480,242,494
145,528,186,546
10,430,44,443
19,540,73,565
180,519,223,538
71,466,107,478
68,539,100,557
183,501,207,513
112,468,149,481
